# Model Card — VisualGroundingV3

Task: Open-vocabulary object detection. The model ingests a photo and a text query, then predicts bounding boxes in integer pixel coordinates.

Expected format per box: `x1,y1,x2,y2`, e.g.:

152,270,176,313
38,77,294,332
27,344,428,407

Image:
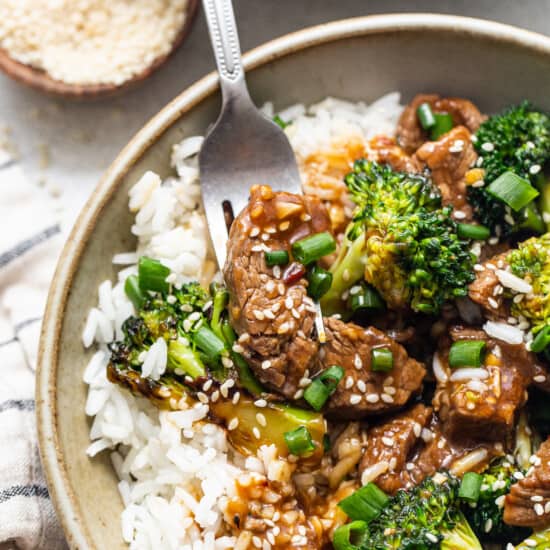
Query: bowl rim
37,13,550,548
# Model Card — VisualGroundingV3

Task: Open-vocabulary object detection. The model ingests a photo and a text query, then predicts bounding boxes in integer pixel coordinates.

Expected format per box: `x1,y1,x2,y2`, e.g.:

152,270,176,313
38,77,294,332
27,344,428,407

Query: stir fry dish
105,94,550,549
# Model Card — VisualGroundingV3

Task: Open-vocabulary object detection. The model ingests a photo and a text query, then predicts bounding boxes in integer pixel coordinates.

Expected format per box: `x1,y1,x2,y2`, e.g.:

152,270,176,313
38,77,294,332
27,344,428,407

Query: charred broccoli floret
322,160,475,315
507,233,550,337
333,474,482,550
468,102,550,235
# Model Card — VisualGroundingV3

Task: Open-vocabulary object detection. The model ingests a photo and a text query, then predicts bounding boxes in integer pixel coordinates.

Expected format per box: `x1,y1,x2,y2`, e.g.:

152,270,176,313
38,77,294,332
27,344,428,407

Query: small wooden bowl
0,0,198,100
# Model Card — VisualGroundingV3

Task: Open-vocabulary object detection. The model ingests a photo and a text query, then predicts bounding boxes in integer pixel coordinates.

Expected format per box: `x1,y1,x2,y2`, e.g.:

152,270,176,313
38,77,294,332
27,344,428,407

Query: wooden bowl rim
0,0,199,100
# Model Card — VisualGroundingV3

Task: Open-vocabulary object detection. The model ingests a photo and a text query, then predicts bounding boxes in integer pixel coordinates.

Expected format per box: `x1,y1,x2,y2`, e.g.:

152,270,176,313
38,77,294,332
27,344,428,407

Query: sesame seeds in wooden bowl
0,0,198,100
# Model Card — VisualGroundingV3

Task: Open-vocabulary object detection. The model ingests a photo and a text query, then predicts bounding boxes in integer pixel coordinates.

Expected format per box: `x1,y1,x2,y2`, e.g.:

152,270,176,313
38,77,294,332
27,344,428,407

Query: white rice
483,320,525,345
82,93,404,548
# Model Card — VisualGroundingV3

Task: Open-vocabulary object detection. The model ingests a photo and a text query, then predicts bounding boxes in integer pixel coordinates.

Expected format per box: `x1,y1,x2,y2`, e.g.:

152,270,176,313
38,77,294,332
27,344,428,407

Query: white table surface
1,0,549,229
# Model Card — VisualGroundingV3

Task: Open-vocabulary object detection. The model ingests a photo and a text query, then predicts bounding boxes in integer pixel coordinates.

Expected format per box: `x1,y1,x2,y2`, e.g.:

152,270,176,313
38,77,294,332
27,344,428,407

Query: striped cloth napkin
0,152,67,549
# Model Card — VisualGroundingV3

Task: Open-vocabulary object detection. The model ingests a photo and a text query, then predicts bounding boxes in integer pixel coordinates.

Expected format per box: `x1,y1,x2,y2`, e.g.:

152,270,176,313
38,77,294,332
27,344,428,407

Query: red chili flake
283,262,306,285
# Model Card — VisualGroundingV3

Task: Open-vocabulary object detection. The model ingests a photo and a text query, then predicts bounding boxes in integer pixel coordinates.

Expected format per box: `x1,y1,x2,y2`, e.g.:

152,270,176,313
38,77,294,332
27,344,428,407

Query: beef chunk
224,185,330,398
415,126,477,220
433,326,534,441
504,438,550,530
358,405,497,494
397,93,485,154
468,252,510,320
319,317,426,420
367,135,423,173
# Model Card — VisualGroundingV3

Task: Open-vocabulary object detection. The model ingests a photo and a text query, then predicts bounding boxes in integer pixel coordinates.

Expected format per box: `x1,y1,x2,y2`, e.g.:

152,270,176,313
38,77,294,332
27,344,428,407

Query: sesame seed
421,428,434,442
488,237,499,245
254,310,265,320
227,417,239,430
453,210,466,219
273,265,281,279
221,356,234,369
357,380,367,393
524,539,537,547
266,280,275,293
291,308,301,319
504,213,515,225
513,471,525,480
389,457,397,470
513,293,525,303
301,213,312,222
233,343,245,353
267,532,276,545
253,427,261,439
202,379,213,392
382,436,394,446
484,518,493,532
366,393,380,403
381,393,394,403
261,360,272,370
486,262,496,270
531,495,544,502
406,462,415,471
261,233,270,241
481,142,495,152
530,164,542,175
293,389,304,399
354,354,363,369
299,377,311,388
383,386,396,395
488,297,499,309
345,376,354,389
413,423,421,437
277,283,285,295
279,221,290,231
256,413,267,427
252,535,262,548
210,390,220,402
474,264,485,272
534,374,547,383
349,394,362,405
495,495,506,508
285,297,294,309
277,322,290,334
254,399,267,408
239,332,251,343
426,533,438,543
232,392,240,405
250,227,260,237
251,245,263,252
545,502,550,514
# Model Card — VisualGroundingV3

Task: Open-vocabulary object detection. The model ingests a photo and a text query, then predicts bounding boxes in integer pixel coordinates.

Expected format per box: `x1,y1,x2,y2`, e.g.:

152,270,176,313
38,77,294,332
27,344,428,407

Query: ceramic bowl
37,14,550,549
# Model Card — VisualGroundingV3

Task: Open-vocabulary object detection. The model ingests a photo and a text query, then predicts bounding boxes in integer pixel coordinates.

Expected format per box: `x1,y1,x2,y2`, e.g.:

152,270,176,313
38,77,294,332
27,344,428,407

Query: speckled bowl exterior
37,14,550,549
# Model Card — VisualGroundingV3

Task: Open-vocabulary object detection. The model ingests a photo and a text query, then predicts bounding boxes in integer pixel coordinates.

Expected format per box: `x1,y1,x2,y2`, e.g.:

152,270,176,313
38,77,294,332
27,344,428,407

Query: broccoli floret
463,458,530,544
468,102,550,235
322,160,475,315
507,233,550,334
333,474,482,549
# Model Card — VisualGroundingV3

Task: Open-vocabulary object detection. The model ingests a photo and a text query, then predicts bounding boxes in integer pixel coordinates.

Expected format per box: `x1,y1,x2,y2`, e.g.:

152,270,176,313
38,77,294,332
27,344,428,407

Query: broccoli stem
167,339,206,379
440,511,482,550
210,285,229,342
321,233,366,317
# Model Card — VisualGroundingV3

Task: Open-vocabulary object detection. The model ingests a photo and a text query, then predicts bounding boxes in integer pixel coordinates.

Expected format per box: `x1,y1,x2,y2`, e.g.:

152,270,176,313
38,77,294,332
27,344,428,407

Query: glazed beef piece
367,135,423,174
415,126,477,220
358,404,497,494
504,438,550,530
319,317,426,420
468,252,510,320
433,326,535,441
224,185,330,399
397,93,486,154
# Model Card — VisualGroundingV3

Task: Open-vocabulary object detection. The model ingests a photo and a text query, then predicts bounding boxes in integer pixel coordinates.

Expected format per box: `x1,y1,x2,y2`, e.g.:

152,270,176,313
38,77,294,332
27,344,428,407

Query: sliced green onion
138,256,171,294
124,274,146,309
273,114,289,130
333,520,369,550
167,340,206,379
449,340,486,368
518,202,545,234
457,223,491,241
193,326,226,362
284,426,315,455
231,351,264,395
265,250,289,266
338,482,389,522
430,112,453,140
458,472,483,503
307,265,333,300
304,365,345,411
348,284,384,313
292,232,336,265
417,102,436,130
371,348,393,372
487,171,539,212
530,325,550,353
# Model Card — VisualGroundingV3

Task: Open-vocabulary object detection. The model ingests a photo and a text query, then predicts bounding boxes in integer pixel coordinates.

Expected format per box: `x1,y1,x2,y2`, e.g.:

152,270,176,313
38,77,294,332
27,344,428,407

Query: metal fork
199,0,326,340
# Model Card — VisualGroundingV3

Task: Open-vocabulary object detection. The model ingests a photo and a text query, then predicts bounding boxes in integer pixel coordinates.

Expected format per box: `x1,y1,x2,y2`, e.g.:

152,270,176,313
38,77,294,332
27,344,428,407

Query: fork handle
202,0,252,105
